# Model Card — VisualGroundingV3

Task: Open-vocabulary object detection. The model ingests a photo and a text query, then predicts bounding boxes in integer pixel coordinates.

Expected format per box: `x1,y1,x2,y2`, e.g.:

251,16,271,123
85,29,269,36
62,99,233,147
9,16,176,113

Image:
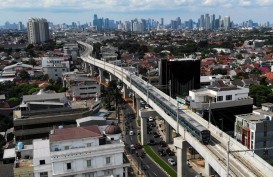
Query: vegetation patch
143,145,177,177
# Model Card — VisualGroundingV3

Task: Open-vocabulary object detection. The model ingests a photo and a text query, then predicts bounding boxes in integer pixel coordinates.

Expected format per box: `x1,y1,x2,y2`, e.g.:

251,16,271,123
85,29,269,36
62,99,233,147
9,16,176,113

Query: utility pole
226,136,230,177
208,98,211,129
168,80,171,101
177,101,179,134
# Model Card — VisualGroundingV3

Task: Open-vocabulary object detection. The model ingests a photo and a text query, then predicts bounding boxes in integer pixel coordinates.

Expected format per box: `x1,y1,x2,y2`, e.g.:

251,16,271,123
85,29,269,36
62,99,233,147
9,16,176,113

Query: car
135,143,142,149
168,158,176,166
145,105,150,109
129,130,134,136
148,139,156,145
158,148,166,156
159,140,167,147
130,144,135,150
148,117,154,122
153,132,160,138
166,148,175,156
136,150,145,158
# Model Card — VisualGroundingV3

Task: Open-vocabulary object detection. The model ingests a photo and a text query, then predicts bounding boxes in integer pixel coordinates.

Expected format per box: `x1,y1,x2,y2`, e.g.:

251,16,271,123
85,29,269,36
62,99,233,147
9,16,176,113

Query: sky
0,0,273,25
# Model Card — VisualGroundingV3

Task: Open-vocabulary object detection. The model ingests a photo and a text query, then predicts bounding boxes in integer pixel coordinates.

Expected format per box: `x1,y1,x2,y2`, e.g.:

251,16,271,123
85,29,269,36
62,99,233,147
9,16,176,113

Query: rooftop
49,125,102,142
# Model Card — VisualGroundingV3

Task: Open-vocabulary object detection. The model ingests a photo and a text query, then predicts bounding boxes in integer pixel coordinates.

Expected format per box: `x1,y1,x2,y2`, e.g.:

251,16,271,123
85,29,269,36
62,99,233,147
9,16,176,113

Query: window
85,173,94,177
55,69,57,72
55,74,58,76
62,69,66,71
40,172,48,177
264,131,267,137
67,162,72,170
106,157,111,164
217,96,223,101
39,160,45,165
87,159,92,167
65,146,69,150
87,143,92,147
226,95,232,100
104,170,113,175
263,141,267,148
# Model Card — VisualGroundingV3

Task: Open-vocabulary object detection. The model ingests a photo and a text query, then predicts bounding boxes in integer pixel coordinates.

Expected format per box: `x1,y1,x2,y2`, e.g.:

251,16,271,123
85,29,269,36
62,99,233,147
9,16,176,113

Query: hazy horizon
0,0,273,25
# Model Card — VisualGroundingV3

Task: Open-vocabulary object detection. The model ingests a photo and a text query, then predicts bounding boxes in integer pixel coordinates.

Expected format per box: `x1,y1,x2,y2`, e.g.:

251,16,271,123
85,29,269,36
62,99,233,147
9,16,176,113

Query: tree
249,84,271,106
18,70,30,80
0,134,6,148
8,97,20,102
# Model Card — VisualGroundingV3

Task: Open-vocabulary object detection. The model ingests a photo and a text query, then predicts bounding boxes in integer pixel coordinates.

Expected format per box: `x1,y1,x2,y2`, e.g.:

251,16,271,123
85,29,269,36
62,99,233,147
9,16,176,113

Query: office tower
200,15,205,30
205,14,210,30
161,18,164,26
215,19,220,29
211,14,215,30
176,17,182,28
104,18,110,30
27,18,49,44
171,20,178,30
141,19,147,31
159,58,200,98
18,21,24,30
93,14,98,27
224,16,230,30
124,21,131,31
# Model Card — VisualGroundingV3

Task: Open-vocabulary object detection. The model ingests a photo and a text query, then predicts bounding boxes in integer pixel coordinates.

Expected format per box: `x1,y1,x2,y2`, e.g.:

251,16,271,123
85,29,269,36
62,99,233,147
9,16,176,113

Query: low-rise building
13,124,129,177
63,70,100,100
189,79,253,131
234,103,273,159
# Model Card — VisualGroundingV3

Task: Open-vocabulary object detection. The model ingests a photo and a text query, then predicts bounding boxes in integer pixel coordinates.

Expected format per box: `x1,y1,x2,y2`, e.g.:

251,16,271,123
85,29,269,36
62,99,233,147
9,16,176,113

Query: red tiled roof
266,72,273,80
49,125,101,142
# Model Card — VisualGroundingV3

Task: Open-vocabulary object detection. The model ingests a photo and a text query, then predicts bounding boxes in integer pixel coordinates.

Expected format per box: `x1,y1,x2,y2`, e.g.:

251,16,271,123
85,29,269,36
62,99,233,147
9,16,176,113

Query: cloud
0,0,272,12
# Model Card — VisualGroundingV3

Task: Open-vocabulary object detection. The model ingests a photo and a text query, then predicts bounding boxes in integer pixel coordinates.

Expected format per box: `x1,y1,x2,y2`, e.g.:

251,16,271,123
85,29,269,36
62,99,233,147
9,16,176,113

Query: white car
130,144,135,150
148,117,154,122
168,158,176,166
129,130,134,136
145,105,150,109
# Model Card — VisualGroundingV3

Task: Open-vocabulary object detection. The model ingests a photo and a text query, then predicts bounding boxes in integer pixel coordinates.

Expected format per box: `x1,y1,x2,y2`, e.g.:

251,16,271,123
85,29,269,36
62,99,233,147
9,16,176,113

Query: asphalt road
122,103,169,177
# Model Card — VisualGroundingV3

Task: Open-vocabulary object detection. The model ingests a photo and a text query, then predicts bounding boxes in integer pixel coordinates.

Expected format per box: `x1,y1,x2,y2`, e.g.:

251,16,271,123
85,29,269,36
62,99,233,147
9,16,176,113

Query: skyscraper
211,14,215,30
27,18,49,44
18,21,24,31
161,18,164,26
205,14,210,30
200,15,205,30
224,16,231,30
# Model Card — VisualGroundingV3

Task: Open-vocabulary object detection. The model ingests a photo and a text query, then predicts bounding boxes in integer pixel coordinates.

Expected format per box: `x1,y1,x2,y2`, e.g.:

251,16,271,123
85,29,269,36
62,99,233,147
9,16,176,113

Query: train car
128,73,211,145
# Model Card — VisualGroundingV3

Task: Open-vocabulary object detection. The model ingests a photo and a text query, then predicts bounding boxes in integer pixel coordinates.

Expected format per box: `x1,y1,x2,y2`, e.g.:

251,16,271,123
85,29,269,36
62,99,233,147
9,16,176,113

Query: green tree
18,70,30,80
249,84,271,106
8,97,20,102
0,134,6,147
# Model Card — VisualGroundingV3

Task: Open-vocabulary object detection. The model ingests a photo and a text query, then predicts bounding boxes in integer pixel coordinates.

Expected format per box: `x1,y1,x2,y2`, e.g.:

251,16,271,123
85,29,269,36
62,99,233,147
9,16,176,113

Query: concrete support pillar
174,137,190,177
125,167,128,177
98,68,104,83
140,116,148,145
89,64,94,76
135,95,141,119
84,62,88,73
165,121,171,144
123,85,129,99
205,160,212,176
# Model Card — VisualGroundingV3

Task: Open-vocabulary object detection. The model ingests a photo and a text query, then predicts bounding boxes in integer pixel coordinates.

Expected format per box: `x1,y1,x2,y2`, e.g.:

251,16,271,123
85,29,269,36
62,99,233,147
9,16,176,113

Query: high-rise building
211,14,215,29
200,15,205,30
27,18,49,44
224,16,231,30
161,18,164,26
93,14,98,27
159,58,201,98
205,14,210,30
18,21,24,31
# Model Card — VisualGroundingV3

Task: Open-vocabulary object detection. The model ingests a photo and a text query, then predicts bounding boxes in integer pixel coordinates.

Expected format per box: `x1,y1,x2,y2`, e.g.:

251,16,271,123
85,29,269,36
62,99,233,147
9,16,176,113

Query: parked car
148,139,156,146
135,143,142,149
158,148,166,156
148,116,154,122
166,148,175,156
159,140,167,147
130,144,135,150
129,130,134,136
136,149,145,158
153,132,160,138
168,158,176,166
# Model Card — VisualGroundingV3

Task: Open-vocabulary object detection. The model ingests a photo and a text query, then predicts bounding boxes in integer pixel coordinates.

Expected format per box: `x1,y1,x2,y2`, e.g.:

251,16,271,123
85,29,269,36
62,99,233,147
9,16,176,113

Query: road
122,103,169,177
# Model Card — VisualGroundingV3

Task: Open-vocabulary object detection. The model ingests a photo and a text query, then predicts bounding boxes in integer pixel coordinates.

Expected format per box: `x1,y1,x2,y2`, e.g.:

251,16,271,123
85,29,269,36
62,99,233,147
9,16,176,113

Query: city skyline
0,0,273,25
